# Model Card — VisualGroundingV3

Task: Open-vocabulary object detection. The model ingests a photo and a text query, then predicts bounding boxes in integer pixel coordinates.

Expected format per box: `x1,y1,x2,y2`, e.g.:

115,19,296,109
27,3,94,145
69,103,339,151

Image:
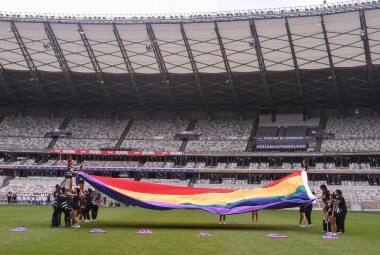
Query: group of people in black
320,184,347,235
299,160,347,234
6,192,17,204
51,159,101,228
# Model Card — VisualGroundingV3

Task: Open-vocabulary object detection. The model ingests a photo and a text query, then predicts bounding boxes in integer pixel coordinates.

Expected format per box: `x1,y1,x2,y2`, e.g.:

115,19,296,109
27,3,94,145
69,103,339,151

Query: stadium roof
0,2,380,111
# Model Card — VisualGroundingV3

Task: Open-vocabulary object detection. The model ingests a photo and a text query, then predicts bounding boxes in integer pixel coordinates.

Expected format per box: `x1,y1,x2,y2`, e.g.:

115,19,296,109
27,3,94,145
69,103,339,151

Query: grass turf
0,206,379,255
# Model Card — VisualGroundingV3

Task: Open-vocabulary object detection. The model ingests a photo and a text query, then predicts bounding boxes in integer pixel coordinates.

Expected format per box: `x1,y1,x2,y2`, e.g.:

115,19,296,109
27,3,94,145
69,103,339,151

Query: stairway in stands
47,117,71,149
245,113,260,152
115,119,135,149
179,119,197,152
314,112,328,152
0,114,5,125
0,176,12,189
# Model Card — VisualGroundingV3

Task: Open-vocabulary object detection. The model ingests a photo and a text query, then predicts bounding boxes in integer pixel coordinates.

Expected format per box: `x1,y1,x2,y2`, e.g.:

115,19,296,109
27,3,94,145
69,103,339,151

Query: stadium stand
186,120,252,152
259,114,320,127
254,114,319,151
54,118,129,150
121,139,182,152
121,119,188,151
0,116,62,150
186,140,248,152
321,115,380,152
55,138,118,150
84,160,140,167
0,176,62,193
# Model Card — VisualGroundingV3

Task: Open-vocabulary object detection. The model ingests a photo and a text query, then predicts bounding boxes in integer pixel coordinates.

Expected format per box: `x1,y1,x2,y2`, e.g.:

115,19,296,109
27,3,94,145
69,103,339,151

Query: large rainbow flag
78,169,315,215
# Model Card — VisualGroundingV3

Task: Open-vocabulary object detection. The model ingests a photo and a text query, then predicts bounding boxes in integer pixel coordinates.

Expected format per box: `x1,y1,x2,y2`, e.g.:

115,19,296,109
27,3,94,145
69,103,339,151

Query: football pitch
0,206,379,255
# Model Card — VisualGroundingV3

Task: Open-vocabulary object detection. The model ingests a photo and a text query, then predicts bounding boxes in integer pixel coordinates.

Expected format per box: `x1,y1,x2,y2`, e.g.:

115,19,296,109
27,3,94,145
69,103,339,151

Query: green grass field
0,206,379,255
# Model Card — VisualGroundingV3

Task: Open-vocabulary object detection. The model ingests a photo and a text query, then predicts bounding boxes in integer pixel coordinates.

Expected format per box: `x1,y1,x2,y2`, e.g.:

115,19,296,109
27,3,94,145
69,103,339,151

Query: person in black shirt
302,159,308,171
83,189,92,222
57,187,71,228
7,192,12,204
305,203,313,226
299,205,308,227
305,191,315,227
326,193,338,235
70,188,81,228
320,184,331,233
51,185,61,228
91,190,101,221
335,189,347,233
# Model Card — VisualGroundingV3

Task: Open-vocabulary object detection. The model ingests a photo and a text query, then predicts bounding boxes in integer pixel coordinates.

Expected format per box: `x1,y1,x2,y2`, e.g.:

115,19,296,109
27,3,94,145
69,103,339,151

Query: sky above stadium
1,0,358,15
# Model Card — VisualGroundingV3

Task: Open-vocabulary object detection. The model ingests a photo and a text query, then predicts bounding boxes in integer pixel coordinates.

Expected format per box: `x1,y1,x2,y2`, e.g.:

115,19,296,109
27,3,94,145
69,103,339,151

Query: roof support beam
112,23,147,110
77,23,104,84
248,18,274,112
0,63,18,105
284,17,306,108
179,22,210,111
213,20,241,111
44,22,82,108
359,9,377,109
77,23,114,107
145,22,178,109
320,15,342,110
10,21,50,106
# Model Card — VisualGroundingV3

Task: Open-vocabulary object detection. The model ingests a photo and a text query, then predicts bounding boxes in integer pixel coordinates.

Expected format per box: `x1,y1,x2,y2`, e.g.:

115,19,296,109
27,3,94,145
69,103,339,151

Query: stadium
0,0,380,254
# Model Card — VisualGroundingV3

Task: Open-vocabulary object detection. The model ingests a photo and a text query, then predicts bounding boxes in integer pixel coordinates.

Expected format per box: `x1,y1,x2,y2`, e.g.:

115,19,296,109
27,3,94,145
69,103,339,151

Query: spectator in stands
302,159,308,171
7,192,12,204
335,189,347,234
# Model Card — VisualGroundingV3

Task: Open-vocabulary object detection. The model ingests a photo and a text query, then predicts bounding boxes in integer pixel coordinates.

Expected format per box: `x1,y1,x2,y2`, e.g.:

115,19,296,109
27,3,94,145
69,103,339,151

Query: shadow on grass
91,221,303,231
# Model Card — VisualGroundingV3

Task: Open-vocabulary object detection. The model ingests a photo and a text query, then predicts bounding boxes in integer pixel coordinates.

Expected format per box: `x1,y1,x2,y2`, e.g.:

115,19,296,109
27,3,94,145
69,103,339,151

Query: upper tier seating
259,114,320,127
186,120,252,152
66,118,128,139
121,119,188,151
0,116,62,150
321,114,380,152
